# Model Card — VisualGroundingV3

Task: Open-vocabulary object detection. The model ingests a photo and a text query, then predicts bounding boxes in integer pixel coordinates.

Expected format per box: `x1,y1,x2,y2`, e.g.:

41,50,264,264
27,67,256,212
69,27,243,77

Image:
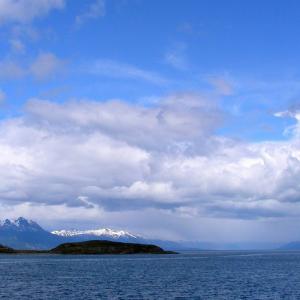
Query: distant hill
0,240,176,255
0,244,15,253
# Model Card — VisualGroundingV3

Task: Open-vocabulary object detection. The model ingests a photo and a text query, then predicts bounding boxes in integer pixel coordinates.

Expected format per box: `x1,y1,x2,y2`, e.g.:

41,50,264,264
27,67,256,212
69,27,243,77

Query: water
0,251,300,299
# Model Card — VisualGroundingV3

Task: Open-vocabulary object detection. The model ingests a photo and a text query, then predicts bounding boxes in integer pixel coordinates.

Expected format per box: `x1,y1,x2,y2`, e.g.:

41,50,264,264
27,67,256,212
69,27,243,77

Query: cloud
1,93,300,229
275,109,300,138
208,76,234,95
165,43,188,70
89,59,169,85
165,52,187,71
0,94,219,210
0,59,25,79
30,52,65,80
0,89,6,104
0,0,65,24
75,0,105,25
24,93,221,151
9,38,25,53
0,52,64,80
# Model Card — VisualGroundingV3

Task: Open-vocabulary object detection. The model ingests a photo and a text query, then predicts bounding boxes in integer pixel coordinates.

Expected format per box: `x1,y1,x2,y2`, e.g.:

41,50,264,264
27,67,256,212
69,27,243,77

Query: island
0,240,177,255
0,244,15,254
51,240,177,254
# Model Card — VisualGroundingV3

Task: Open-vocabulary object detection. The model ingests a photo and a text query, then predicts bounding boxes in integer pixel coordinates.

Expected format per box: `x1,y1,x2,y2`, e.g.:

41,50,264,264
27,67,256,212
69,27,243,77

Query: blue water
0,251,300,299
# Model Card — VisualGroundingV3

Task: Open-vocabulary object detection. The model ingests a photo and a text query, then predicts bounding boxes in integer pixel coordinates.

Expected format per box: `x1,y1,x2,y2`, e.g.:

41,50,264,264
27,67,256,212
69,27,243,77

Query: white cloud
1,95,300,240
76,0,105,25
0,0,65,24
29,52,65,80
89,59,169,85
0,93,220,209
25,93,221,151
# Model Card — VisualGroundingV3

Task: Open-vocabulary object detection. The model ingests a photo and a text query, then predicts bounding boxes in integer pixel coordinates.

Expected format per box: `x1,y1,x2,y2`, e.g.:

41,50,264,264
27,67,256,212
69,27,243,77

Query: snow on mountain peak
51,228,138,239
0,217,42,231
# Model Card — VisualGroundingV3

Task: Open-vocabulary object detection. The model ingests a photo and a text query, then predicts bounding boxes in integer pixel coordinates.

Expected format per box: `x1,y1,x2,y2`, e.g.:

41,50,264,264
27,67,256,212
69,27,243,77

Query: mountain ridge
0,217,286,250
52,228,139,239
0,217,146,250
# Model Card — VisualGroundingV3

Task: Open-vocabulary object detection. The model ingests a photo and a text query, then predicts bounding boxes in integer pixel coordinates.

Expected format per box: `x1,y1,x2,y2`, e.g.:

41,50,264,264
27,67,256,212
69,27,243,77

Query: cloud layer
1,94,300,229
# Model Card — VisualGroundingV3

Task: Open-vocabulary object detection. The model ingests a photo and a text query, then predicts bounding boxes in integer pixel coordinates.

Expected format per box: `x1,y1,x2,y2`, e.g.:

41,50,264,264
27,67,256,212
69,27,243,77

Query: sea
0,250,300,299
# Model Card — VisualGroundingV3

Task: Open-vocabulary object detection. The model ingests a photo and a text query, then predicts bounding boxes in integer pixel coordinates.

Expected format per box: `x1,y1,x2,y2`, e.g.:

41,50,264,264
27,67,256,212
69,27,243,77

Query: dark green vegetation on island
51,240,177,254
0,244,15,253
0,240,177,255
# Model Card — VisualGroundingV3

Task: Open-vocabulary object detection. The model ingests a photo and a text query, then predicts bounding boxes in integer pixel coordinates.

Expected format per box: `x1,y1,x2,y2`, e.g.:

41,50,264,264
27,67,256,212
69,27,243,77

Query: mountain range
0,218,145,249
52,228,139,239
0,217,199,250
0,217,291,250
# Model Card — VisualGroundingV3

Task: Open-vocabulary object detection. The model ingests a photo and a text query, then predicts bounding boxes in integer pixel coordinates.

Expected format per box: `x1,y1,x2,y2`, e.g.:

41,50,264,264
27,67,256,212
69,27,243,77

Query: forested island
0,240,177,255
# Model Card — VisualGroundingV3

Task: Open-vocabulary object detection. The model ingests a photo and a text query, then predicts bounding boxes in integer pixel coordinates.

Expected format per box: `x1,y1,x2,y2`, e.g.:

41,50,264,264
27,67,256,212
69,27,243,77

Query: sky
2,0,300,243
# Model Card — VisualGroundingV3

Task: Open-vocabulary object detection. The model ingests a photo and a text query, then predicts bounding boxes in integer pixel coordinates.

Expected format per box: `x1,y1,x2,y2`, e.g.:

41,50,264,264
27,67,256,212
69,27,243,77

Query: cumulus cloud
0,0,65,24
25,93,221,150
1,93,300,228
0,93,218,208
75,0,105,25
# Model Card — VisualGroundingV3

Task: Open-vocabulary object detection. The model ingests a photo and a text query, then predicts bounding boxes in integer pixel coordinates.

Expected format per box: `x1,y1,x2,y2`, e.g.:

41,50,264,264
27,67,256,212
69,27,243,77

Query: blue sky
1,0,300,139
2,0,300,243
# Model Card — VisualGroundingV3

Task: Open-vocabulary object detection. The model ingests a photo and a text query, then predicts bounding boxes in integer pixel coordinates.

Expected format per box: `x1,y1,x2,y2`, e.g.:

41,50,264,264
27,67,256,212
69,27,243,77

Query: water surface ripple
0,251,299,299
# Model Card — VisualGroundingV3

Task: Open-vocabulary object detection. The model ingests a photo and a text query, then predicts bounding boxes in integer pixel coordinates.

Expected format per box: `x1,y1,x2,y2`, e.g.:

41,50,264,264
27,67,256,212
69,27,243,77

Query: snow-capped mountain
0,217,43,232
0,217,284,251
0,218,177,250
0,217,64,250
0,218,202,251
0,218,203,251
52,228,139,240
0,217,143,249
